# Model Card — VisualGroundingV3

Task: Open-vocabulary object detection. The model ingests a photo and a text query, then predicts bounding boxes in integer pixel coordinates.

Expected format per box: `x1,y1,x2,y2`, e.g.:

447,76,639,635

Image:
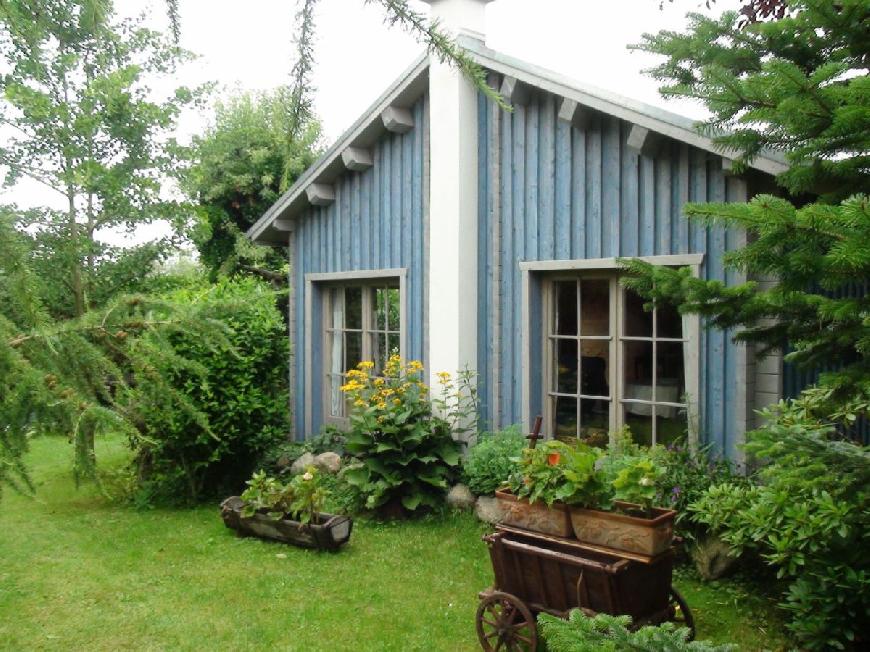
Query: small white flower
302,472,313,481
639,477,654,487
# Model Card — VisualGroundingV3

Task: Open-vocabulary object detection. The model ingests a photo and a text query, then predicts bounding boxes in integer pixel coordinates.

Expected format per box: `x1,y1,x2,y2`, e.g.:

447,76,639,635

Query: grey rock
314,451,342,474
447,483,476,510
692,535,740,581
290,452,316,476
475,495,505,524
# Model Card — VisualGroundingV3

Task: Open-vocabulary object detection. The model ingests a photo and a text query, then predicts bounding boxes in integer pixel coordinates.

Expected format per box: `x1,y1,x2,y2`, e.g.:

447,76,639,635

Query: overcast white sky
2,0,740,244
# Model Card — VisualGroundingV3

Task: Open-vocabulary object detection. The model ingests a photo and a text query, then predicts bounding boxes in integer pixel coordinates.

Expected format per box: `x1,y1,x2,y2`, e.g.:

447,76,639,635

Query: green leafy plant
239,470,294,519
538,611,734,652
690,401,870,650
509,440,605,507
340,357,461,516
462,426,524,496
287,466,328,525
239,467,330,524
612,458,667,517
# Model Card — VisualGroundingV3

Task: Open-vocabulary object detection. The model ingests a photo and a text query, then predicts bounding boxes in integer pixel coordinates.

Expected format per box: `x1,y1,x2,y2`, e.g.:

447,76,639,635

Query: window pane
554,338,578,394
553,395,578,439
623,340,653,387
580,341,609,397
373,332,387,374
329,326,343,377
623,405,653,447
331,289,344,330
580,279,609,336
346,287,362,329
375,288,388,331
624,289,652,337
656,408,688,447
387,333,400,360
387,288,400,332
554,281,577,335
656,341,685,403
346,332,362,371
329,374,344,417
657,302,682,339
579,398,609,447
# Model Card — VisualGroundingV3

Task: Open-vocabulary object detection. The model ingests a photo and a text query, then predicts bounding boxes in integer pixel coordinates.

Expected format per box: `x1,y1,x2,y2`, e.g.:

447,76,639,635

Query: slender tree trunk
67,186,85,318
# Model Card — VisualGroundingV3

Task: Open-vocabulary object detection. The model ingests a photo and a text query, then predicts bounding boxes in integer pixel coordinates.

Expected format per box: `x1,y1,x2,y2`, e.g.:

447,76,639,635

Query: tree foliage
184,89,319,280
0,0,203,317
623,0,870,423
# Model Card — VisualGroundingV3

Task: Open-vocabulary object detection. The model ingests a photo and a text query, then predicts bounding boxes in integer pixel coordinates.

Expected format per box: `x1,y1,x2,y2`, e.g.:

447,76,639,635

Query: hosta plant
340,357,462,516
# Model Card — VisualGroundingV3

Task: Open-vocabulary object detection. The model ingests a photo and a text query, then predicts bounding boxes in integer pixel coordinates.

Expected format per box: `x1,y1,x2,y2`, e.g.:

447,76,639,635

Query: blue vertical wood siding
478,90,749,458
292,95,428,438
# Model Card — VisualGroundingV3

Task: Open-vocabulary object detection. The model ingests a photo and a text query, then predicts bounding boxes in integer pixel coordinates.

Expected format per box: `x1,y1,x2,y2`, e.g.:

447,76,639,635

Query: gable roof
248,39,787,245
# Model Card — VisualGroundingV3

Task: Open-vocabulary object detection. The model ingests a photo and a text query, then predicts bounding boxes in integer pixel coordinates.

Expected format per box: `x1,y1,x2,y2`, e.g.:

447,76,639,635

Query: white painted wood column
423,0,491,394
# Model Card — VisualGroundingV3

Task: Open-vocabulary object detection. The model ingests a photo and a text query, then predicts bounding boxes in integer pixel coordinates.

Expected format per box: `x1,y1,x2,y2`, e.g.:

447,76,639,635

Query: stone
475,495,505,525
290,452,316,476
447,483,476,511
314,451,342,474
692,535,740,581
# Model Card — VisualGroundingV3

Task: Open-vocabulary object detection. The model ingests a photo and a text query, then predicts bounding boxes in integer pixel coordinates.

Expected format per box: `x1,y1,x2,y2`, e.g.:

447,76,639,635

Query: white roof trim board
248,40,788,244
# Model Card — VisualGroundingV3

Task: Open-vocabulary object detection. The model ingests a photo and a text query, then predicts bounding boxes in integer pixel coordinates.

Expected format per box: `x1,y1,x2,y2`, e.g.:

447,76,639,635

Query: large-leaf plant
340,358,462,515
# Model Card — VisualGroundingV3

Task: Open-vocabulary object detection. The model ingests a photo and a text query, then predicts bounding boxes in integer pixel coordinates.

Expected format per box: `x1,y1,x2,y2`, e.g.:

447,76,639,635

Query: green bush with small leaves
130,277,289,504
462,426,524,495
538,611,734,652
690,402,870,650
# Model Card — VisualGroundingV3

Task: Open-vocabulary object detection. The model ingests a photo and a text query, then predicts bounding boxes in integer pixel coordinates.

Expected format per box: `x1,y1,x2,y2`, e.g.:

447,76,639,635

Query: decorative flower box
570,501,675,556
494,488,573,538
220,496,353,551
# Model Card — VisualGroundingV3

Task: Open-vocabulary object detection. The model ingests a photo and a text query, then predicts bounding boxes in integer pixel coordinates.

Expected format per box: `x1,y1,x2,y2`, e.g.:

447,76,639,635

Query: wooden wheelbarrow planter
220,496,353,551
476,526,693,651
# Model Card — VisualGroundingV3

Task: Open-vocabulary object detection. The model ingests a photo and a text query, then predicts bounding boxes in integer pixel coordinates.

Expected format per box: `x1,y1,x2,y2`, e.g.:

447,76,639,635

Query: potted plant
220,468,353,550
497,441,604,538
570,456,675,556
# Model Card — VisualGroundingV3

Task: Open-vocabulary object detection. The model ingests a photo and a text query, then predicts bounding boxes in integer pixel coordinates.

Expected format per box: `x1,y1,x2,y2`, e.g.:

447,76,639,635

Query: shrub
129,278,289,504
340,357,463,516
538,611,734,652
651,439,744,543
690,401,870,650
239,467,328,524
462,426,524,495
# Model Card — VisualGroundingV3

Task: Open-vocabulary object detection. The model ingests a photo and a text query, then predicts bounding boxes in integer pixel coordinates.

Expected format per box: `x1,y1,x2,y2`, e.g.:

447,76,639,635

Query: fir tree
621,0,870,425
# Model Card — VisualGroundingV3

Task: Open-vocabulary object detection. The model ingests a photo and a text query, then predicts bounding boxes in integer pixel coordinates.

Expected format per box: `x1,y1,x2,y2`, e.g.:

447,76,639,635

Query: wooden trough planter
495,489,573,538
220,496,353,551
570,501,675,557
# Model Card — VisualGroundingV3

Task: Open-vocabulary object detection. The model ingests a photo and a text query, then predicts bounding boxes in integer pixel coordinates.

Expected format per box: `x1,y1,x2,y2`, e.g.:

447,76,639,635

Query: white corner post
423,0,491,404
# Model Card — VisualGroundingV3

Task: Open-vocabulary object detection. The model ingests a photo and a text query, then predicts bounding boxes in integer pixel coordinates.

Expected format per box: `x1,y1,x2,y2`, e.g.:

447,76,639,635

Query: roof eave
247,52,430,245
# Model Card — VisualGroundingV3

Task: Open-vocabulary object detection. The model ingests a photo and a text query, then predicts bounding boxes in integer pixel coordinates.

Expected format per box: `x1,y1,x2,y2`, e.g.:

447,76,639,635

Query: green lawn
0,436,789,651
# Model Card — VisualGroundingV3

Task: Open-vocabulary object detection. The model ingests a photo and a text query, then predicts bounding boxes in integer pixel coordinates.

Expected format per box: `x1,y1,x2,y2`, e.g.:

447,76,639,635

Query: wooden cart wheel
476,591,538,652
668,587,695,641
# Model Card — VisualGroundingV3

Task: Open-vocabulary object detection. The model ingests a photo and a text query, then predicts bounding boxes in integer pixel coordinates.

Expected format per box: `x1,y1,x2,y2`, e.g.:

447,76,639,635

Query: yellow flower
373,377,385,387
407,360,424,372
393,398,401,406
358,360,375,370
437,371,452,384
353,399,366,408
340,380,364,393
376,401,387,410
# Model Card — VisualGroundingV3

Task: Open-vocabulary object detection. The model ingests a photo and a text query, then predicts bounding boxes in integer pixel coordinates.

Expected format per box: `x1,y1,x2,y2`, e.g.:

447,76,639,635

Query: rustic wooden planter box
495,489,573,538
570,501,675,557
220,496,353,551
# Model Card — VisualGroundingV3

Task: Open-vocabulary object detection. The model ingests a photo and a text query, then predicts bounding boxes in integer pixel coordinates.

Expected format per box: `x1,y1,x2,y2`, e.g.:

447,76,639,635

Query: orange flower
547,452,561,466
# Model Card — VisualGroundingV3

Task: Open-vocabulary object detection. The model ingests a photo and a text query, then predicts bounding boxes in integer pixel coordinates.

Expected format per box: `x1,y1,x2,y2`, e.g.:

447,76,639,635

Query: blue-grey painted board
478,89,751,460
291,95,428,438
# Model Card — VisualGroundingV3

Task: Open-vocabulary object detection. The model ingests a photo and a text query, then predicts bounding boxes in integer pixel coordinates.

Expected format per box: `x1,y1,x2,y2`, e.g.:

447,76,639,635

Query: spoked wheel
668,587,695,641
475,591,537,651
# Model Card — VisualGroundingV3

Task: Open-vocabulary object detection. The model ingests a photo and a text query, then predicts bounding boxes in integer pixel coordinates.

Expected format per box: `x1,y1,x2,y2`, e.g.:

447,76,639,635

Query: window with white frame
322,282,401,423
544,274,692,447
